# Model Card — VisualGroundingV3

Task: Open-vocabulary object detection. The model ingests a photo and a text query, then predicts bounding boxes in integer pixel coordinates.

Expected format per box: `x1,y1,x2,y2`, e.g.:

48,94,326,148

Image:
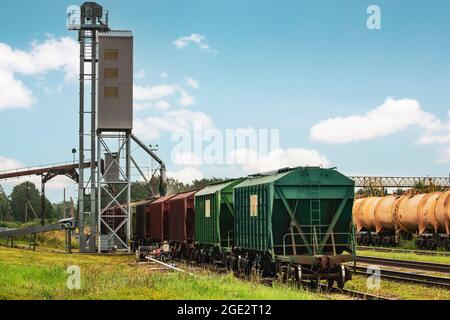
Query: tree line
3,178,444,223
0,176,228,223
0,182,64,223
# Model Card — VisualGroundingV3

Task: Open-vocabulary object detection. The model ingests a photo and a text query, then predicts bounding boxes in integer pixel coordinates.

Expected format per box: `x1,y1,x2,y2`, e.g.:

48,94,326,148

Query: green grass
398,238,417,250
0,247,322,300
357,249,450,264
346,275,450,300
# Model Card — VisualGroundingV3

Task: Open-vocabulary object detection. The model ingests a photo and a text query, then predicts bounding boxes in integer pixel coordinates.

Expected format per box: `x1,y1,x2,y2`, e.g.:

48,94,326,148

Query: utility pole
63,188,66,219
149,144,160,196
25,181,29,223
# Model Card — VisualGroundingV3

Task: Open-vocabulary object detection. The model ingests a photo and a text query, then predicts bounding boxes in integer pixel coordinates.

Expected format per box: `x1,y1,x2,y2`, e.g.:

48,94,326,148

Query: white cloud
134,100,171,112
418,132,450,145
172,152,202,166
160,73,169,79
417,112,450,145
135,69,146,80
0,36,78,80
134,109,215,141
167,167,204,184
310,98,441,144
185,77,199,90
0,36,78,110
436,148,450,164
418,119,450,163
228,148,331,174
155,100,171,111
134,84,177,101
0,69,36,109
134,83,196,107
173,33,216,53
133,102,153,111
0,156,23,171
178,88,196,106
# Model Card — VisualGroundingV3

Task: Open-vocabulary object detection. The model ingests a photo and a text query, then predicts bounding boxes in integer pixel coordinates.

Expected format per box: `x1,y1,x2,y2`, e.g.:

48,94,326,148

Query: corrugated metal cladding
194,179,244,248
104,152,119,183
98,30,133,131
147,195,175,242
168,190,198,243
233,167,355,256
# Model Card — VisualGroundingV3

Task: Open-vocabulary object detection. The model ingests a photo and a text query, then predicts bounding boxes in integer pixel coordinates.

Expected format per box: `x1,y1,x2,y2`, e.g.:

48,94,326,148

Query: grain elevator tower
68,2,133,253
96,30,134,253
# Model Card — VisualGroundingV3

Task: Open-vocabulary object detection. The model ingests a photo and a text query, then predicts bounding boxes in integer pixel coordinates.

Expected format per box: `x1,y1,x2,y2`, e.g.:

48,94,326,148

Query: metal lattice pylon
97,133,132,252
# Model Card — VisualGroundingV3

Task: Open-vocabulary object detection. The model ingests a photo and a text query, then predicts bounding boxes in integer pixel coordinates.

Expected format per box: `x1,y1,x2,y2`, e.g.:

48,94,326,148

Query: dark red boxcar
146,195,175,242
168,190,198,243
134,199,155,241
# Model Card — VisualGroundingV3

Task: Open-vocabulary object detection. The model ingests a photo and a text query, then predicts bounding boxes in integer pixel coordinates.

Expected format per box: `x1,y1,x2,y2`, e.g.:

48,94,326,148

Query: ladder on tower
83,30,94,62
309,181,321,255
78,28,98,252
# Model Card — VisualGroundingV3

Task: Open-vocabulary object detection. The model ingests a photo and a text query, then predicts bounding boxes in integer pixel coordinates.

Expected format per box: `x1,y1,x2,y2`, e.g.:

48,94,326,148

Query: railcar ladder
309,182,321,254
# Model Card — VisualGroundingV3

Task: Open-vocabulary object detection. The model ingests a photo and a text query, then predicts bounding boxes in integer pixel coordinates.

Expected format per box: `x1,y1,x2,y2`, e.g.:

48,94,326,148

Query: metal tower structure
68,2,109,253
67,2,168,254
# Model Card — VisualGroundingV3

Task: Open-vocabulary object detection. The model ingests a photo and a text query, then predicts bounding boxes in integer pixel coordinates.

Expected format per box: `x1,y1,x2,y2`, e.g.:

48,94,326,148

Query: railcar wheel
295,266,303,289
250,264,260,281
427,239,437,250
135,250,141,262
416,238,425,250
442,239,450,251
279,265,289,283
287,266,297,286
236,256,243,278
336,265,346,289
226,255,233,271
309,278,318,288
373,237,380,246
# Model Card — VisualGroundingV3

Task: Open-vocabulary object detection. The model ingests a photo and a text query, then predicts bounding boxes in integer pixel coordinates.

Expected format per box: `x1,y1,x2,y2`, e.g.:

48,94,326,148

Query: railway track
357,246,450,257
253,276,390,300
316,284,392,300
353,266,450,289
356,256,450,273
149,257,391,300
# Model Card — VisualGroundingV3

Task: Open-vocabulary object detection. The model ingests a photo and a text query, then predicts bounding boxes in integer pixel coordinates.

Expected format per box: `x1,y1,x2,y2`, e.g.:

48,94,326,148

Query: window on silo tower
104,49,119,60
104,68,119,79
104,87,118,98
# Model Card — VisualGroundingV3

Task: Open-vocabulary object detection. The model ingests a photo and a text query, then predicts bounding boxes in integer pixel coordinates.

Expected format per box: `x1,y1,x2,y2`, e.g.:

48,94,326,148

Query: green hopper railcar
193,179,245,266
233,167,355,288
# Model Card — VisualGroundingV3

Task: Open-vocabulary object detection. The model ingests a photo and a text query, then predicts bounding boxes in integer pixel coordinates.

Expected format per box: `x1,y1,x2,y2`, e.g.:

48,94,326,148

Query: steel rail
255,276,392,300
150,256,393,300
353,266,450,289
145,256,201,277
324,285,393,300
356,256,450,273
357,246,450,257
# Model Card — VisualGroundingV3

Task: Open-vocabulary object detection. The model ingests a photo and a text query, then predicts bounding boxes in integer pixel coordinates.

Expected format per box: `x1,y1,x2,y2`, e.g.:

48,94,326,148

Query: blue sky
1,0,450,202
